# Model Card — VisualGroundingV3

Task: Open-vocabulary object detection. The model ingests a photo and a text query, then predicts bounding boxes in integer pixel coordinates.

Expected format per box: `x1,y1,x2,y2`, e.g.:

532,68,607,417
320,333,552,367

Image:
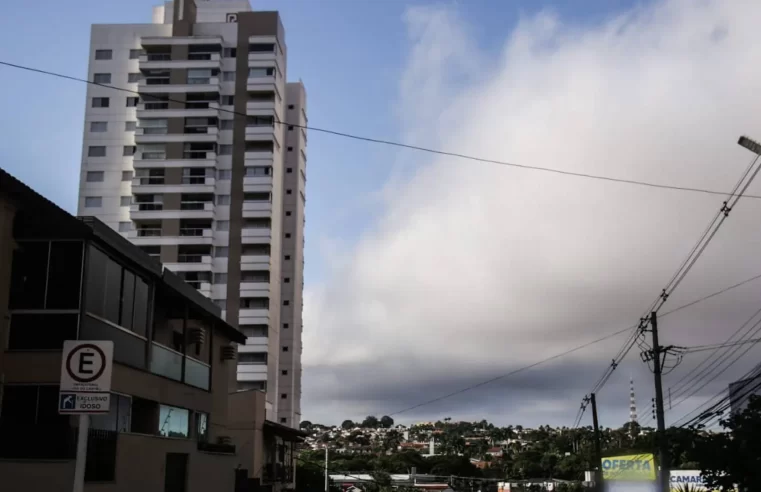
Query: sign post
59,340,114,492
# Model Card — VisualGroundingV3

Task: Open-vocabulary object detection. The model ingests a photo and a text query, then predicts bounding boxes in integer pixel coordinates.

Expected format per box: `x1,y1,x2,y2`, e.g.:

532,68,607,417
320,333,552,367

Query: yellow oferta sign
602,454,656,481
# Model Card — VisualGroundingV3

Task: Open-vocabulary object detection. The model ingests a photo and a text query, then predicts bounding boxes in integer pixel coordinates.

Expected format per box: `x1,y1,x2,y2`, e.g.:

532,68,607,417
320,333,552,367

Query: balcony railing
144,102,169,110
146,53,171,61
184,126,213,134
188,77,212,85
136,203,163,211
188,53,215,61
179,227,208,236
182,176,207,184
178,253,205,263
141,152,166,160
137,228,161,237
145,78,170,85
135,176,165,185
185,101,215,109
183,151,213,159
180,202,210,211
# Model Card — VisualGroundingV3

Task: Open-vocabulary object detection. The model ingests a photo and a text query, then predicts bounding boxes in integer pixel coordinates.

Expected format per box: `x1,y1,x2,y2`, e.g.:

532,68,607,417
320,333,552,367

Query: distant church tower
629,377,639,425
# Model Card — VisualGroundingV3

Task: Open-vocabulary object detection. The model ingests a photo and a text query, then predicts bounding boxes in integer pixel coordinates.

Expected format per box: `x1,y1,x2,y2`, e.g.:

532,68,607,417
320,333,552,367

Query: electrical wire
679,337,761,354
3,59,761,200
390,271,761,418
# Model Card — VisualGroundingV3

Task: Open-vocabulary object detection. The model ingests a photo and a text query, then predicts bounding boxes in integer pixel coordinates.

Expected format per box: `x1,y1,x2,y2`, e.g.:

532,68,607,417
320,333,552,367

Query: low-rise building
0,168,303,492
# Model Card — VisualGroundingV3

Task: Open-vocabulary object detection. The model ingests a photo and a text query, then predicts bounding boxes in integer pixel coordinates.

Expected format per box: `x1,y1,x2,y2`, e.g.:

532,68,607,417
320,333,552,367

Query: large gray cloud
301,0,761,427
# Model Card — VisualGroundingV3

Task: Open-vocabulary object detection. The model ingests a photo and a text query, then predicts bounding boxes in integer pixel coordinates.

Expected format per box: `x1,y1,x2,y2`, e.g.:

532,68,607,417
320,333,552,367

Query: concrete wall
228,389,266,479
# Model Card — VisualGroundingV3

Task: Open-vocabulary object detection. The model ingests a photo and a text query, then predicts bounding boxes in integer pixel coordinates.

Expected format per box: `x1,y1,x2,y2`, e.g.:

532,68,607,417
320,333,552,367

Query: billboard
602,454,656,482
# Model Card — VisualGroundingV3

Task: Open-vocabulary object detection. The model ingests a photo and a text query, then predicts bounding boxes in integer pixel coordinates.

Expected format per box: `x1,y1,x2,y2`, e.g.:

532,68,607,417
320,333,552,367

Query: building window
217,195,230,205
287,147,293,152
284,255,290,261
129,49,142,59
158,405,190,438
280,418,287,423
122,171,133,181
120,196,131,206
283,300,289,306
127,72,141,83
126,97,139,107
221,95,235,105
245,166,271,177
214,247,228,258
92,97,110,108
282,346,288,352
287,126,294,131
282,370,288,375
249,43,275,53
90,121,108,132
88,146,106,157
93,73,111,84
286,168,293,173
223,47,237,58
248,67,275,78
284,277,290,283
85,197,102,208
123,146,136,156
240,297,269,309
196,413,209,443
281,393,287,399
85,245,149,337
213,273,227,284
285,211,291,217
238,353,267,364
284,233,291,238
220,120,234,130
222,71,235,81
217,169,231,180
118,222,131,232
240,325,267,337
218,144,233,155
2,385,68,426
216,220,229,231
95,49,112,60
86,171,104,182
283,323,289,329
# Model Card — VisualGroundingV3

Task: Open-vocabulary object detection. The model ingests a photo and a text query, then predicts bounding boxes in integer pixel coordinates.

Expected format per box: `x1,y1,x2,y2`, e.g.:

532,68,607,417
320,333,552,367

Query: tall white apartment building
76,0,306,428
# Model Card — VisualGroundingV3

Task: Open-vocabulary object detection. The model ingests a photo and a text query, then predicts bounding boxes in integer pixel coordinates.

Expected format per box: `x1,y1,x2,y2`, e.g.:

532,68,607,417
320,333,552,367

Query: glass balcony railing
150,342,182,381
184,357,210,390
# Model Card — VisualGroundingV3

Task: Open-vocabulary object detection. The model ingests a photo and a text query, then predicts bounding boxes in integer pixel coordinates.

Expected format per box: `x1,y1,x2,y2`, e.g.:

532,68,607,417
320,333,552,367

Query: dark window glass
130,397,157,434
47,242,83,309
120,270,135,331
103,256,122,325
9,242,49,309
8,313,78,350
86,246,107,315
1,386,37,424
132,277,149,337
80,315,146,369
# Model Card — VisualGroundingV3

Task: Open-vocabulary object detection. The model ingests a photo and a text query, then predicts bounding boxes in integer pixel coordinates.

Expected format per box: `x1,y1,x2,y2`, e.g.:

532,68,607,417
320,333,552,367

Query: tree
301,420,313,431
380,415,394,428
694,396,761,491
341,419,355,430
362,415,380,428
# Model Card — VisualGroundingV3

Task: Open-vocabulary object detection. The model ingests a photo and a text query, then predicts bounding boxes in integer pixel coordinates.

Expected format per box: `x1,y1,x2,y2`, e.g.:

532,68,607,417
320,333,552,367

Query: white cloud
302,0,761,425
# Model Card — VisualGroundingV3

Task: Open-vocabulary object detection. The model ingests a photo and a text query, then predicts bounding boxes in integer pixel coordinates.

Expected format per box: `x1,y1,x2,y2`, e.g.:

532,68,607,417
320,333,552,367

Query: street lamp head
738,136,761,156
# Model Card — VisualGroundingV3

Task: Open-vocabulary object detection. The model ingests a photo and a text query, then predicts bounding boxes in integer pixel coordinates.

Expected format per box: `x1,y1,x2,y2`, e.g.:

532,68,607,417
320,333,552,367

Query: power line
3,59,761,200
680,337,761,354
388,271,761,417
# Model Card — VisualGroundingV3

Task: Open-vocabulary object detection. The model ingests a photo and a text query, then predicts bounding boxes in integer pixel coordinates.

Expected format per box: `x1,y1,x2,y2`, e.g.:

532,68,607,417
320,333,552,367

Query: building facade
76,0,305,427
0,167,303,492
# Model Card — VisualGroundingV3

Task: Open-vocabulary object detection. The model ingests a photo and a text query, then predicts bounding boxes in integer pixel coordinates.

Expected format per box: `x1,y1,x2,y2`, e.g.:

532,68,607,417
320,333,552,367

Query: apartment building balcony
135,126,219,144
242,202,272,217
237,364,268,382
132,176,216,194
129,202,215,221
241,228,272,243
244,125,278,143
246,100,277,112
241,255,271,269
240,283,270,299
164,254,213,273
243,336,268,350
239,308,270,320
138,53,222,71
242,176,273,194
141,35,224,47
134,154,217,169
127,227,214,246
136,101,220,119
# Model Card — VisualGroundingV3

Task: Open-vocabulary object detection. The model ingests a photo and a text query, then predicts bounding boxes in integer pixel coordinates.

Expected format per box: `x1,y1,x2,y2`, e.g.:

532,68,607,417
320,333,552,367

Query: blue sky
0,0,642,286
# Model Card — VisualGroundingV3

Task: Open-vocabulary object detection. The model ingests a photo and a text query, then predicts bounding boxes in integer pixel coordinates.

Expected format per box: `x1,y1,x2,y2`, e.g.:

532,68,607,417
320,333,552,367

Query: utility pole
324,446,329,492
590,393,603,491
649,312,669,492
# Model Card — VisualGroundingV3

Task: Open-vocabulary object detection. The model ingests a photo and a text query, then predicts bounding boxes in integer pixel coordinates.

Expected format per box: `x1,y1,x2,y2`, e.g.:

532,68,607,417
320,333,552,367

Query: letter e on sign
60,340,114,393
